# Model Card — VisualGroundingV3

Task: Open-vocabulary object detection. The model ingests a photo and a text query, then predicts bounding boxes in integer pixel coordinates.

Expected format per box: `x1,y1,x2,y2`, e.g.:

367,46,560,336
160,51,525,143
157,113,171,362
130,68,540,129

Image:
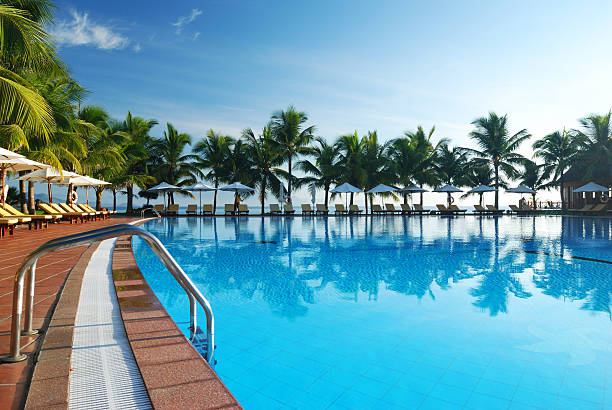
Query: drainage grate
69,239,152,410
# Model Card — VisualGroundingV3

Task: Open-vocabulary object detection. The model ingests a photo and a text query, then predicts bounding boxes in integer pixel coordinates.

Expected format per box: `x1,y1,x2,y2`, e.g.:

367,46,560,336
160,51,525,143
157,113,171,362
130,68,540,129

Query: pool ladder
0,224,215,366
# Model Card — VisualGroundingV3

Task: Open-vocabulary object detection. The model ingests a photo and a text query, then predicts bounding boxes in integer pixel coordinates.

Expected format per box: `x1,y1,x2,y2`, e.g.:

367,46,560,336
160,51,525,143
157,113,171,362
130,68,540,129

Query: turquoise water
132,216,612,409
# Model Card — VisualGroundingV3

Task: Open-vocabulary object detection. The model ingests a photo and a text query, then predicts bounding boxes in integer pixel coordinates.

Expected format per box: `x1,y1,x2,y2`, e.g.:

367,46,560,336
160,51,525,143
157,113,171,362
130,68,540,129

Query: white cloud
193,32,201,41
173,9,202,34
133,43,142,52
50,10,129,50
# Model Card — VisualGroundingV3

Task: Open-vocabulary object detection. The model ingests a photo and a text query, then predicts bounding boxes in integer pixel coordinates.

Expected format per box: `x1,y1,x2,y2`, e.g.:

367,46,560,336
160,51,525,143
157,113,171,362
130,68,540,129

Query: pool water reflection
133,216,612,409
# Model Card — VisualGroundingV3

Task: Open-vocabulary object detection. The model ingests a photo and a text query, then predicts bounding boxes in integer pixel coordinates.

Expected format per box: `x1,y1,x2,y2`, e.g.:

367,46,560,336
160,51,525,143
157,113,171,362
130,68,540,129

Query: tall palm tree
361,131,393,210
434,144,470,186
295,136,341,207
193,129,233,214
270,105,315,200
466,112,531,208
222,139,253,209
572,112,612,181
243,125,283,214
520,160,549,206
155,123,200,204
533,129,585,210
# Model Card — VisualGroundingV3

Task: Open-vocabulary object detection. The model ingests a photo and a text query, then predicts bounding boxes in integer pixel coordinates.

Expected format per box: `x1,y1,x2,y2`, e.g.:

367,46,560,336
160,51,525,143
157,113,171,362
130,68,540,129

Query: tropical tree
193,129,233,214
222,139,253,209
533,129,585,210
295,136,340,207
520,160,549,207
572,112,612,181
434,144,470,186
361,131,393,210
243,125,284,214
336,131,365,194
466,112,531,208
155,123,200,204
270,105,315,200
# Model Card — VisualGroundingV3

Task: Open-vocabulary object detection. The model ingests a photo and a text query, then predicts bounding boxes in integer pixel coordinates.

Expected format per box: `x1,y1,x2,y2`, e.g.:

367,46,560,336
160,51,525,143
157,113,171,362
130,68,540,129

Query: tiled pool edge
111,231,241,409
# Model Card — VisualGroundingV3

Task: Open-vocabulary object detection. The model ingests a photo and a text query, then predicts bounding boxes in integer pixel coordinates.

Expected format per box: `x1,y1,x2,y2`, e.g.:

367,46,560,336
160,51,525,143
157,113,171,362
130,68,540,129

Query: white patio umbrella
434,184,463,207
506,185,536,194
186,182,216,214
219,182,255,212
468,185,497,206
17,168,80,203
331,182,363,208
366,183,397,209
59,175,110,206
148,182,181,207
398,185,428,204
573,182,609,193
1,156,49,206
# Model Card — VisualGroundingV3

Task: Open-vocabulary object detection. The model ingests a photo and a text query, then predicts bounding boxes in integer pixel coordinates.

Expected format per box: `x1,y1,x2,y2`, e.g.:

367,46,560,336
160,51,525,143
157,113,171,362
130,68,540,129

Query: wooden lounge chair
335,204,348,215
474,204,488,214
1,204,54,228
400,204,412,215
68,203,100,220
485,205,504,215
301,204,314,215
385,204,399,214
269,204,282,215
316,204,329,215
154,204,165,214
284,204,296,215
568,204,593,213
202,204,213,215
186,204,198,215
77,204,108,219
59,203,95,220
371,204,385,215
53,203,90,221
349,204,362,215
39,203,85,224
436,204,454,215
412,204,428,214
0,217,18,237
587,204,607,214
166,204,179,215
238,204,249,215
449,205,467,214
224,204,235,216
0,207,32,229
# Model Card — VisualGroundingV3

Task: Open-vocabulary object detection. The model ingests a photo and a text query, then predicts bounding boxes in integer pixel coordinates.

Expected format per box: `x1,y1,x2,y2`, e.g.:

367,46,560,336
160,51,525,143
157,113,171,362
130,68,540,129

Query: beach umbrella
366,184,396,208
332,182,363,208
398,185,428,205
506,185,536,194
219,182,255,211
186,182,216,214
434,184,463,207
148,182,181,207
573,181,609,193
1,156,49,206
59,175,110,206
468,185,497,206
16,167,79,203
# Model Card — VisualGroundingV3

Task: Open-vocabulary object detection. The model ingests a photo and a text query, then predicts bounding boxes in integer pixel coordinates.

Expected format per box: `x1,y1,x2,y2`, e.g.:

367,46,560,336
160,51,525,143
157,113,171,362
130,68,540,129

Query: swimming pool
132,216,612,409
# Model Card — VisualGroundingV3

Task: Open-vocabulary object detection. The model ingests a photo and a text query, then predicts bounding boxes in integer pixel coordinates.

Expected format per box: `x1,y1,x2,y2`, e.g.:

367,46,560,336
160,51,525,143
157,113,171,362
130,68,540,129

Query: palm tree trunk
364,192,368,215
213,179,218,215
350,192,354,205
532,193,537,209
96,188,102,210
19,172,27,212
324,187,329,207
420,185,424,205
127,184,133,212
112,189,117,211
494,162,499,209
260,180,266,214
28,181,35,213
560,173,565,210
287,154,292,201
403,193,407,205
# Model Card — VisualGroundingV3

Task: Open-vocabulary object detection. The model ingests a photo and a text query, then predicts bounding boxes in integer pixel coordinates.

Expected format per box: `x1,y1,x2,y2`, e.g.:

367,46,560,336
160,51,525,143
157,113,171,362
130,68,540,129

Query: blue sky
38,0,612,208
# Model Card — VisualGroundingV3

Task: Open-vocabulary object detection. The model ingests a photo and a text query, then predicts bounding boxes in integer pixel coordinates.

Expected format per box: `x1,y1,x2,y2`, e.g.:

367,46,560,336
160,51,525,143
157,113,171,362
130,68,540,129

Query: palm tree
533,129,584,210
467,112,531,208
520,160,549,207
361,131,393,210
193,129,233,215
243,125,283,214
434,144,470,186
222,139,253,209
155,123,200,204
270,105,315,200
295,136,341,207
572,112,612,181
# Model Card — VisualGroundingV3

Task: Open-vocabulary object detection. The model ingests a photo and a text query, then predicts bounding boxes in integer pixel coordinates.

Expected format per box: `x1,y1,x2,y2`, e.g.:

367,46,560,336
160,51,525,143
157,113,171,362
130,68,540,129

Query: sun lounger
284,204,296,215
568,204,594,213
385,204,400,214
59,203,95,221
186,204,198,215
449,205,467,214
166,204,179,215
587,204,607,214
0,217,18,237
335,204,348,215
412,204,428,214
154,204,165,214
39,203,85,224
316,204,329,215
224,204,235,216
371,204,385,215
65,203,99,220
1,204,53,228
53,203,90,221
269,204,282,215
302,204,314,215
474,204,489,214
0,207,32,229
400,204,412,215
77,204,108,219
202,204,213,215
349,204,362,215
485,205,504,215
238,204,249,215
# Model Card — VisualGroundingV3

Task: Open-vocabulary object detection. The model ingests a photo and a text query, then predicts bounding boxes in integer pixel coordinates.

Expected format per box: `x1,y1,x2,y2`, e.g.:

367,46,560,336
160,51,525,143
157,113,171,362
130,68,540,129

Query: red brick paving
0,217,136,410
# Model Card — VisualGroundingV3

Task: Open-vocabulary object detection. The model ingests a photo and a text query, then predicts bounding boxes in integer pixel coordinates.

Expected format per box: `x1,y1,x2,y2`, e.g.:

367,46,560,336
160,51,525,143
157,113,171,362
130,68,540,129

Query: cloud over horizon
50,10,130,50
173,8,202,34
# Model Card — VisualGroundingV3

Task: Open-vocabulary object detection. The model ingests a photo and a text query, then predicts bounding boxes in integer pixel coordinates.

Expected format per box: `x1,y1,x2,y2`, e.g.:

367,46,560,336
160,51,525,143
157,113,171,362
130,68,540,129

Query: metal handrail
1,224,215,365
141,207,161,218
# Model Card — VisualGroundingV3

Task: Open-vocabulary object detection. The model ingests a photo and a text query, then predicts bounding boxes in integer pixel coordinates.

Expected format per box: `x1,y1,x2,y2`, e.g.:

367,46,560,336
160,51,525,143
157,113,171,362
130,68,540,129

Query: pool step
191,326,216,366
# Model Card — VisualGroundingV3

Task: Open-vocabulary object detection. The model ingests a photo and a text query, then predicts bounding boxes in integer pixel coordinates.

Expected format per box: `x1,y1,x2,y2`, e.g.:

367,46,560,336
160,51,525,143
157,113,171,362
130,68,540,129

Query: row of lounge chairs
0,202,115,238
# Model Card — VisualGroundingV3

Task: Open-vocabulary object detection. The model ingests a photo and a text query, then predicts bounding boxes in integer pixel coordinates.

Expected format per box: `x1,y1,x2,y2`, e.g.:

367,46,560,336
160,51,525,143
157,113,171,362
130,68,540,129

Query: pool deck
0,217,240,409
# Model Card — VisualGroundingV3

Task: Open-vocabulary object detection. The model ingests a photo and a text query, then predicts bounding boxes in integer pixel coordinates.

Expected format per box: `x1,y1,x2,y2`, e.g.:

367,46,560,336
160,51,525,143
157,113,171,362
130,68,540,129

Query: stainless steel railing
141,207,162,218
1,224,215,365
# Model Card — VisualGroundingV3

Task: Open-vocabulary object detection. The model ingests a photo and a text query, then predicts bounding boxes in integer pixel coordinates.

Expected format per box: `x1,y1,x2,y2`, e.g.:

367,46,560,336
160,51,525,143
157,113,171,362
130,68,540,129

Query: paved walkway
0,217,136,410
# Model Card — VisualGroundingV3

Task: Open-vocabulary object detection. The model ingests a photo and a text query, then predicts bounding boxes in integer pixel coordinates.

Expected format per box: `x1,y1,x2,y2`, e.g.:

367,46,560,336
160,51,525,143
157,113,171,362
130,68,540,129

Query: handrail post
5,270,27,362
23,260,38,335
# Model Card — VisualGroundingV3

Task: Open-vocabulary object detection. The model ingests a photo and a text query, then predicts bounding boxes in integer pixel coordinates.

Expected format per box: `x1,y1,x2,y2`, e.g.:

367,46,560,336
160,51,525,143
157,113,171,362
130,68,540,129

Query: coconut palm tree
572,112,612,180
361,131,393,209
193,129,233,214
270,105,315,200
466,112,531,208
520,160,549,207
533,129,585,210
295,136,341,207
222,139,254,209
434,144,470,186
243,125,284,214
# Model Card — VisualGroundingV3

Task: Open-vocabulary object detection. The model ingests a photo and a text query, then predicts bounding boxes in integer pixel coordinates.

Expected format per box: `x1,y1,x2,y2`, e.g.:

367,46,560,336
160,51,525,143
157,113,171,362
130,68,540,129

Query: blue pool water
132,216,612,409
